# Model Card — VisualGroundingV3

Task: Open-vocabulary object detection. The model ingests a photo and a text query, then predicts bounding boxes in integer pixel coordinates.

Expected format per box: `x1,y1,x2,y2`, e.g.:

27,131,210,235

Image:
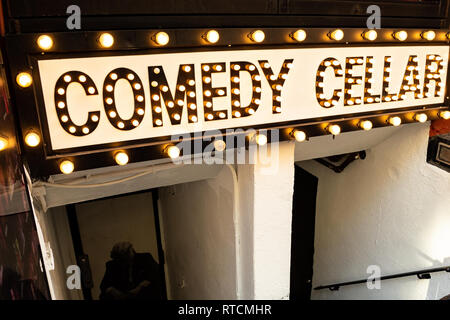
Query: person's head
110,241,135,263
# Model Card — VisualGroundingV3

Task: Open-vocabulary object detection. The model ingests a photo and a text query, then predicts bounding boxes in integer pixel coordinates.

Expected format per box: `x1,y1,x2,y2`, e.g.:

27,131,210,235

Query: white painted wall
237,141,296,300
299,123,450,300
75,192,159,300
159,166,237,299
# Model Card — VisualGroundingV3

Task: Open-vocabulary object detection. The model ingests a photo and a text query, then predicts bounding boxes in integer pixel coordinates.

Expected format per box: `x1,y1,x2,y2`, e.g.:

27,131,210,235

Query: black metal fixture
315,151,366,173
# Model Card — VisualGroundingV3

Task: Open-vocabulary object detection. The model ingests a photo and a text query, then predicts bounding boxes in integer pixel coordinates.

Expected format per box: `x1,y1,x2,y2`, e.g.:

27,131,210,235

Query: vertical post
237,141,296,299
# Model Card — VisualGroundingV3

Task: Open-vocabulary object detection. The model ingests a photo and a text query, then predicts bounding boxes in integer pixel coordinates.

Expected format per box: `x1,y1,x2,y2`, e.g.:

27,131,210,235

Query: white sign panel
37,45,449,151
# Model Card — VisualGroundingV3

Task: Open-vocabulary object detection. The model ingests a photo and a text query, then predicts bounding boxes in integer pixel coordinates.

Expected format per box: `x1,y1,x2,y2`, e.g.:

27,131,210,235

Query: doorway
290,165,318,300
65,189,167,300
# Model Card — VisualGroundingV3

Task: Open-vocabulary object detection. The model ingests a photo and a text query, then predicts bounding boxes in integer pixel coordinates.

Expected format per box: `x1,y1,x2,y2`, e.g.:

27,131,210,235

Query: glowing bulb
0,136,8,151
115,152,129,166
422,30,436,41
292,130,306,142
414,113,428,123
37,35,53,50
99,33,114,48
16,72,32,87
249,30,265,43
362,30,377,41
388,116,402,126
25,132,40,147
291,29,306,42
204,30,220,43
213,140,226,152
359,120,373,131
393,31,408,41
327,124,341,135
153,32,169,45
79,75,86,82
438,110,450,120
60,160,74,174
255,134,267,146
166,145,180,159
329,29,344,41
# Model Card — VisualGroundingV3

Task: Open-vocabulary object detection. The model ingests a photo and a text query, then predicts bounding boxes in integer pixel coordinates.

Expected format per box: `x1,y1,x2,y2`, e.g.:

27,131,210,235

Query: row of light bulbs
14,110,449,174
12,29,445,89
33,29,445,52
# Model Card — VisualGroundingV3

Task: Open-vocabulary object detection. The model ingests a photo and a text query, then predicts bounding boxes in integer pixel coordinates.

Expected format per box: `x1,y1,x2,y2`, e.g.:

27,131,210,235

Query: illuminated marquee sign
37,45,448,151
6,28,450,176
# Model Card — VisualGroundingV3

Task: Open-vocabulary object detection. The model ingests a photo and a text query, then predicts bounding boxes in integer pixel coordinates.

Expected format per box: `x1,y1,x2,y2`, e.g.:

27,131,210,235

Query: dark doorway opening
290,165,319,300
66,188,167,300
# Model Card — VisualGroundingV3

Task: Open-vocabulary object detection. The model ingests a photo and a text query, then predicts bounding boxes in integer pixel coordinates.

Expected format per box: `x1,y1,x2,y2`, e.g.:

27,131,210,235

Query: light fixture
153,32,169,46
59,160,74,174
388,116,402,126
166,145,180,159
37,35,53,50
327,124,341,135
255,134,267,146
213,140,226,152
16,72,32,87
204,30,220,43
114,151,129,166
414,113,428,123
249,30,265,43
393,30,408,41
359,120,373,131
329,29,344,41
25,131,41,147
291,29,306,42
438,110,450,120
98,33,114,48
421,30,436,41
291,129,307,142
362,30,377,41
0,136,8,151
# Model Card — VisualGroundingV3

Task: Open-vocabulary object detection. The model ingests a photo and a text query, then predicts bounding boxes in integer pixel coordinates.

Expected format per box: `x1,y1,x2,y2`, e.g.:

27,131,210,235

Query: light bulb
60,160,74,174
166,145,180,159
388,116,402,126
329,29,344,41
213,140,226,152
204,30,220,43
99,33,114,48
327,124,341,135
153,32,169,45
25,132,40,147
438,110,450,120
291,29,306,42
255,134,267,146
414,113,428,123
114,152,129,165
359,120,373,131
362,30,377,41
0,136,8,151
37,35,53,50
292,130,306,142
249,30,265,43
393,31,408,41
422,30,435,41
16,72,32,87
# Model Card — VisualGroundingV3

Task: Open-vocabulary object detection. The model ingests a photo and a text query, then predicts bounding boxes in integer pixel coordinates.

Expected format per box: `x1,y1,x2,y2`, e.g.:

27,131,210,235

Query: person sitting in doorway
99,241,162,300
